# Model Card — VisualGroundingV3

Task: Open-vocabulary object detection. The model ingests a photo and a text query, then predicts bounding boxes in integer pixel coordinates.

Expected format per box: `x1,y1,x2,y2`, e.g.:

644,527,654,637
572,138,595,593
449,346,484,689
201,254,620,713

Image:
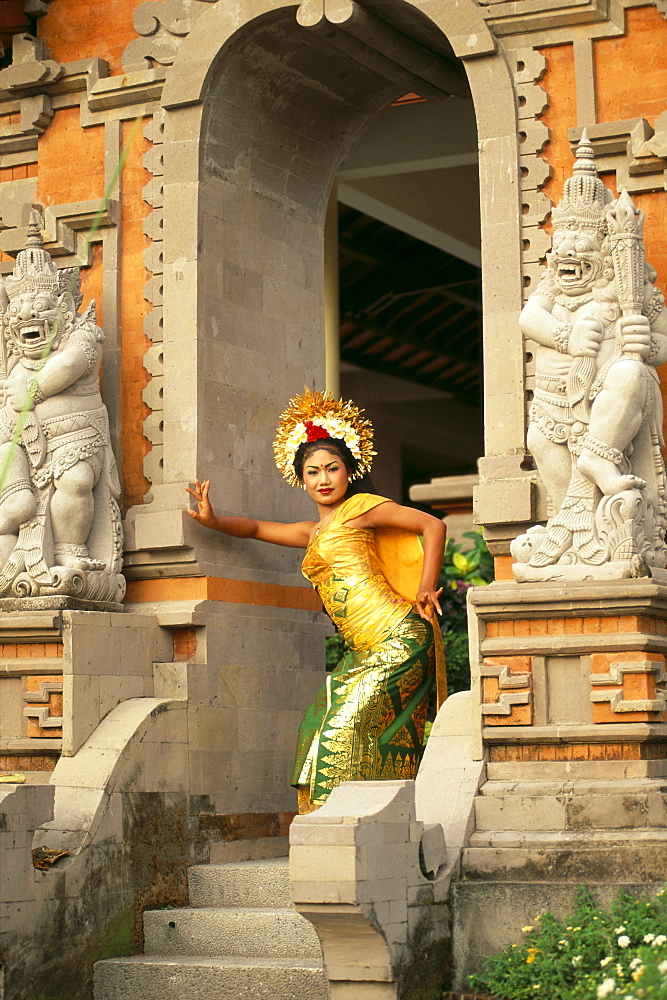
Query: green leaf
452,552,470,572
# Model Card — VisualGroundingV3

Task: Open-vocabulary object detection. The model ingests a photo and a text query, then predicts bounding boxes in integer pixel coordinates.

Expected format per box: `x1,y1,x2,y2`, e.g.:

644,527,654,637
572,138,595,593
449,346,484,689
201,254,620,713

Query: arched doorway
144,0,521,812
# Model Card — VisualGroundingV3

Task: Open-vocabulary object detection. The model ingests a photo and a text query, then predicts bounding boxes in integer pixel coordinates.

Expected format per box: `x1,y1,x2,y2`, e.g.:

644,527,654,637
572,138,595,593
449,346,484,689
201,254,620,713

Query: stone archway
125,0,523,814
146,0,522,554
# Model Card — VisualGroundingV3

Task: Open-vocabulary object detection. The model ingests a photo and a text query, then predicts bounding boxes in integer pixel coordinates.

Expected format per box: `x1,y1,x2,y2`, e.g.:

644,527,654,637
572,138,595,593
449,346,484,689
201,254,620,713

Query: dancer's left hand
416,588,443,621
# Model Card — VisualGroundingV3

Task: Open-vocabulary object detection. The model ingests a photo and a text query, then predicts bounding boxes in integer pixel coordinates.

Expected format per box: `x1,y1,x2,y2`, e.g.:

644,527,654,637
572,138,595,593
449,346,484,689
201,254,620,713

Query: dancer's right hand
185,479,217,529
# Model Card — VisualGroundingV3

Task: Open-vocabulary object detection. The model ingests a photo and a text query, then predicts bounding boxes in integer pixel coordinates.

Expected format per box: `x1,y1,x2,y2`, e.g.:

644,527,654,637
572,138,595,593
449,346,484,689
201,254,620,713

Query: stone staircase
94,857,328,1000
452,760,667,985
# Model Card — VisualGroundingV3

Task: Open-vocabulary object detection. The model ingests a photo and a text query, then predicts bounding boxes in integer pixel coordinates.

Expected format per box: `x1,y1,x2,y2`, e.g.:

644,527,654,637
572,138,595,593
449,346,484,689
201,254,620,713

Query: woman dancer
186,389,446,812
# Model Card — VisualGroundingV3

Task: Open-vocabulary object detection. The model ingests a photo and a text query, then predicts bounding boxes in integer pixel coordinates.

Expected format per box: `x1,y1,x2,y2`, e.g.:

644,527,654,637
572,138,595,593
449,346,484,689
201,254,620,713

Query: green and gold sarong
291,493,438,808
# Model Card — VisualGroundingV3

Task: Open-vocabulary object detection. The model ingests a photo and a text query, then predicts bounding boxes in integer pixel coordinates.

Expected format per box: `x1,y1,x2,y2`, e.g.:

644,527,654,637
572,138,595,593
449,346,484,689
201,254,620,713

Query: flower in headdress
273,388,374,487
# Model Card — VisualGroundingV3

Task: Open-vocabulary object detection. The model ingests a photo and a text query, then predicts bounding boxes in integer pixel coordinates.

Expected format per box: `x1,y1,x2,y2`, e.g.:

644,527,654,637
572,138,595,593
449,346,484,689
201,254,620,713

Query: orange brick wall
17,2,154,508
38,0,141,76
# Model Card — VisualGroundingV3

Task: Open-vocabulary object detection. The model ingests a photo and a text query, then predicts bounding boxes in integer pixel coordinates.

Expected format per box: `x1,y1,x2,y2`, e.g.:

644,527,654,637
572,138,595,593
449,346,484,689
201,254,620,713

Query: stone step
474,785,667,832
93,955,328,1000
462,838,667,882
486,760,667,781
478,777,667,796
188,857,291,908
469,827,667,848
143,906,322,960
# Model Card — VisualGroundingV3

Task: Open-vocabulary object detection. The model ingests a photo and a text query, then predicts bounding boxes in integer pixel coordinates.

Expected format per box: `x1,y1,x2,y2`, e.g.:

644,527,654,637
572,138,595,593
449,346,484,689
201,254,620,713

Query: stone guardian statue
0,215,124,604
512,132,667,582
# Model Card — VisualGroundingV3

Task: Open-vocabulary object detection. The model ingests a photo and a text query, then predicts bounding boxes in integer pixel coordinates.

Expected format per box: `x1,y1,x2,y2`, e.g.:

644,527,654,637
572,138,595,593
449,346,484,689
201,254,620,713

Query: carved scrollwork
121,0,220,73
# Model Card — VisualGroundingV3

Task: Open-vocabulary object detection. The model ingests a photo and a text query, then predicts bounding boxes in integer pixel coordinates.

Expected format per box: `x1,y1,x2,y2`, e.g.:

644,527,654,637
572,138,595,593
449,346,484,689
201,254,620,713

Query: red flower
304,421,329,443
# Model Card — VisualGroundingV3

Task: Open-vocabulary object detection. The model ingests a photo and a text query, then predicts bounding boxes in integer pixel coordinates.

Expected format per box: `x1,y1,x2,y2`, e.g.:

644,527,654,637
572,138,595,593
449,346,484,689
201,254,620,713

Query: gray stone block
94,955,328,1000
188,858,291,908
143,906,322,960
462,840,667,882
452,881,665,989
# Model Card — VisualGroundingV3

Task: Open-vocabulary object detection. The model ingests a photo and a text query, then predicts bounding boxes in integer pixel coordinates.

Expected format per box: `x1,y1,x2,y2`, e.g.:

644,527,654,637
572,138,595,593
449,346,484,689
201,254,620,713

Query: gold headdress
273,388,374,487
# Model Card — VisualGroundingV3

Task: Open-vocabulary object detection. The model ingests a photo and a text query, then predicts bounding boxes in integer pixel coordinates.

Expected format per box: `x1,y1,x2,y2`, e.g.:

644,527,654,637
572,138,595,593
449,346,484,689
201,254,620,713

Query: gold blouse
302,512,414,653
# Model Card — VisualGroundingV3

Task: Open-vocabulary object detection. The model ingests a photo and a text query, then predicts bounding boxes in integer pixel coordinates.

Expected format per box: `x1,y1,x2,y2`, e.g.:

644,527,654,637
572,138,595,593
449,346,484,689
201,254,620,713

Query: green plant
442,530,494,589
439,530,493,693
468,887,667,1000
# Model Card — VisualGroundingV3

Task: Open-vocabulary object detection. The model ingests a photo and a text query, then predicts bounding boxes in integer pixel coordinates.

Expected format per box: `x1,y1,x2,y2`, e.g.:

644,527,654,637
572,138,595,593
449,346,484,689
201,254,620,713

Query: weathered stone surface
144,906,322,960
188,859,291,909
94,955,328,1000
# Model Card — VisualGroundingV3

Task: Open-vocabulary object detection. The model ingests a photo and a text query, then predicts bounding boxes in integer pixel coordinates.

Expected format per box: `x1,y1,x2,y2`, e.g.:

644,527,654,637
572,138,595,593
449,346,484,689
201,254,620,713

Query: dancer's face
301,447,350,508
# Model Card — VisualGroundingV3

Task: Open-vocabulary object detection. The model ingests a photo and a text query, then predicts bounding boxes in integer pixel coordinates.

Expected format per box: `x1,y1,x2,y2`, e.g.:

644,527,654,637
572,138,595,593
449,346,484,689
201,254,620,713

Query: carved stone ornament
512,131,667,583
0,213,125,606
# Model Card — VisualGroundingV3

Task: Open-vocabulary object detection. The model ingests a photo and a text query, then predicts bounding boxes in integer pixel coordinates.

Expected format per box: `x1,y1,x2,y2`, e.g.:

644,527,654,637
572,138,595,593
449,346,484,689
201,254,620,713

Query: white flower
597,978,616,999
658,959,667,974
572,955,583,966
601,957,613,968
644,934,656,943
630,958,643,970
615,926,626,934
618,935,631,948
653,934,667,947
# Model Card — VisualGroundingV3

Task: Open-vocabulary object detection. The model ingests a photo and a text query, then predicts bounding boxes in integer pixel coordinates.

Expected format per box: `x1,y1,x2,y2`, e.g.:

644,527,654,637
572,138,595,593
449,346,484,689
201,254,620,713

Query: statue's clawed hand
568,314,603,357
6,366,34,412
619,314,651,360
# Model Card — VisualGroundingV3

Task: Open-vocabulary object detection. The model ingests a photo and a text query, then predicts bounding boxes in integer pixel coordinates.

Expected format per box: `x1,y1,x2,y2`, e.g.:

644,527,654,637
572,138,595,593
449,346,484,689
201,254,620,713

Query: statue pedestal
471,577,667,761
0,596,124,613
452,578,667,984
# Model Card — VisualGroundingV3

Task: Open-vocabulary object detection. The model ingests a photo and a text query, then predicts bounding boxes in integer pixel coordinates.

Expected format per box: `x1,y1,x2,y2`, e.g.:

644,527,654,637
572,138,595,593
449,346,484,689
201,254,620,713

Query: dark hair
293,437,377,496
294,437,356,479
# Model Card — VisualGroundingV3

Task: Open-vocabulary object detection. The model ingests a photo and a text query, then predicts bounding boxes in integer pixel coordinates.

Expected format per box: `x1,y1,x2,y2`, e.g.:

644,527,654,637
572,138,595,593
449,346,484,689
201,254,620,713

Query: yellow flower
526,947,539,964
522,926,534,933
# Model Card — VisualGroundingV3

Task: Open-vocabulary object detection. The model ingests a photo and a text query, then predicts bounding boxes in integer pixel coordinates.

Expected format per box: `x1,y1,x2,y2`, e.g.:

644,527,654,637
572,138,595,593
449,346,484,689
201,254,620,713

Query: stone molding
23,680,64,729
141,111,165,492
122,0,220,74
481,655,532,723
24,0,55,14
0,198,120,273
479,0,613,35
480,659,532,715
568,118,667,195
0,39,160,162
590,656,667,715
507,47,551,300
